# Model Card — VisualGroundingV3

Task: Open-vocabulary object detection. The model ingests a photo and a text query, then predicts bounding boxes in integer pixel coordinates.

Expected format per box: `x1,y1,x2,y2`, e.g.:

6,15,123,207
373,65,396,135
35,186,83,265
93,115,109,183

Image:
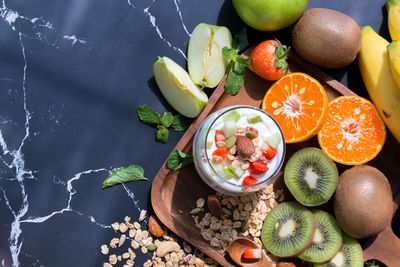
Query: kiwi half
314,233,363,267
261,202,316,257
284,148,338,206
298,209,342,263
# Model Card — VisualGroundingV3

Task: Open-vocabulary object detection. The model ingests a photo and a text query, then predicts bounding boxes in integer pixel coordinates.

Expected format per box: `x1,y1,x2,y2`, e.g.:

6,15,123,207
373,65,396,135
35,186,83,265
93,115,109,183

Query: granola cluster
101,210,218,267
191,184,285,264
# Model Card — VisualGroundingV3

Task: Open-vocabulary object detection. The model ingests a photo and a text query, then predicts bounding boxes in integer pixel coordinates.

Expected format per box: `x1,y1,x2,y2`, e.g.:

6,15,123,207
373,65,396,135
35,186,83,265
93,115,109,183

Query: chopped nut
227,153,236,160
196,198,205,208
241,162,250,170
139,210,147,222
156,241,181,257
211,155,222,164
119,234,126,247
111,222,120,231
229,145,236,155
231,159,240,168
101,244,109,255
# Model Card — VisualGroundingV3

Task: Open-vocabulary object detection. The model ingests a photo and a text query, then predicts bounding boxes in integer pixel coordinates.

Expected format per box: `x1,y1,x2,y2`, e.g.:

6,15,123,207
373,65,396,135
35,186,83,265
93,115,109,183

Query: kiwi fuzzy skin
291,8,361,69
334,165,393,239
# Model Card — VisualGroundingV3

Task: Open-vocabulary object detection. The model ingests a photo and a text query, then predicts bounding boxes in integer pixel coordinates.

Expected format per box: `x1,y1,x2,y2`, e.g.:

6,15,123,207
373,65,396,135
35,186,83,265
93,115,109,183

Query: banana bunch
358,26,400,143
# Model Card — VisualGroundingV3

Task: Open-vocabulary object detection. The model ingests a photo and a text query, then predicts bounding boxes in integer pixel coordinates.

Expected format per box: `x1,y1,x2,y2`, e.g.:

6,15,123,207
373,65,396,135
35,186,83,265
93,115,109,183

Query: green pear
188,23,232,88
153,56,208,118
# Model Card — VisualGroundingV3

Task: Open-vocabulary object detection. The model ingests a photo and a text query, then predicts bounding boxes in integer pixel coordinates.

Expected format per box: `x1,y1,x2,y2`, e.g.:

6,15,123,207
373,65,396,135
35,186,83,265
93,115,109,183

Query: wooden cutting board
151,50,400,266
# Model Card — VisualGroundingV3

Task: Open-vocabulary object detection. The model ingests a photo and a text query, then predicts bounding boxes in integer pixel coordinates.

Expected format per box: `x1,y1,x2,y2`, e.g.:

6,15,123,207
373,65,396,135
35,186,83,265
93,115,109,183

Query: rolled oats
120,223,129,233
110,238,119,249
111,222,120,231
138,210,147,222
196,198,205,208
129,229,136,238
118,234,126,247
109,254,117,265
103,263,112,267
101,245,109,255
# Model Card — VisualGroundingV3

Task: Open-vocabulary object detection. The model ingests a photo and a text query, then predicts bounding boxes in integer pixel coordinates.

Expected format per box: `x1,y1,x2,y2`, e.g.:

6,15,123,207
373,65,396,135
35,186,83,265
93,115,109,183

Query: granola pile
101,210,218,267
191,184,285,265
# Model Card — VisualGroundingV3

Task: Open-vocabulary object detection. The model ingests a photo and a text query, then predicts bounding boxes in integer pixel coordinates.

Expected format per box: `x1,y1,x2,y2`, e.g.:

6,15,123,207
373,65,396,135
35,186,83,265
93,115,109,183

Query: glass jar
193,105,286,195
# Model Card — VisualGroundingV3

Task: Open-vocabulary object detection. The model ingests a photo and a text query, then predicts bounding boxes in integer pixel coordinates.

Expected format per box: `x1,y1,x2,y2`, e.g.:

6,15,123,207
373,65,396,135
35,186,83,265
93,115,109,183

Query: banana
388,41,400,88
358,26,400,143
387,0,400,40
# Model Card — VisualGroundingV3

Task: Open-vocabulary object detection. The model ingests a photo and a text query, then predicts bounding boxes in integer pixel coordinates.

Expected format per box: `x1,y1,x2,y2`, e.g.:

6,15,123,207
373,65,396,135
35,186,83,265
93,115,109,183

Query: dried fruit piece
146,244,158,251
207,195,222,218
148,215,164,237
236,136,255,157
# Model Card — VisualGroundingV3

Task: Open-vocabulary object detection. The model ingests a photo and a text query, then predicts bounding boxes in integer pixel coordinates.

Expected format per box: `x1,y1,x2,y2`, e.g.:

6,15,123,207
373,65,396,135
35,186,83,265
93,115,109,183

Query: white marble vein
0,0,88,48
173,0,190,37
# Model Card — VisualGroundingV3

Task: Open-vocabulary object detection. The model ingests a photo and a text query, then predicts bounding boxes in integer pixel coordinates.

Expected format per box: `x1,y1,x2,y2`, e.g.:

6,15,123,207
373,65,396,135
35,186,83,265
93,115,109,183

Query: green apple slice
265,132,281,149
223,109,240,122
188,23,232,88
153,57,208,118
222,121,237,138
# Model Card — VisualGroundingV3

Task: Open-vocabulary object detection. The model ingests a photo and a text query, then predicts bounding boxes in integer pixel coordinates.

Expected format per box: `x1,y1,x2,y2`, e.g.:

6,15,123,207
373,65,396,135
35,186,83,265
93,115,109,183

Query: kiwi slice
298,209,342,263
261,202,316,257
314,233,363,267
284,148,338,207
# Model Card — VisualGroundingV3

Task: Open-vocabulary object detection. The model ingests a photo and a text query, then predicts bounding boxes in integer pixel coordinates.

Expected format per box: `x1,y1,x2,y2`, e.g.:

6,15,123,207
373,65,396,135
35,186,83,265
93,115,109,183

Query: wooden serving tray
151,51,400,266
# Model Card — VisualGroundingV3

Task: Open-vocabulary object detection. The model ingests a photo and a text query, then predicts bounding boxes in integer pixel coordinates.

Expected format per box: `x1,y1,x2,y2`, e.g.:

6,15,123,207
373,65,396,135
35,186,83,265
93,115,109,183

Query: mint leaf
161,112,174,127
222,47,238,61
137,105,162,125
171,115,191,132
167,149,193,171
225,61,246,96
157,125,169,143
235,55,251,67
232,27,249,52
102,165,147,189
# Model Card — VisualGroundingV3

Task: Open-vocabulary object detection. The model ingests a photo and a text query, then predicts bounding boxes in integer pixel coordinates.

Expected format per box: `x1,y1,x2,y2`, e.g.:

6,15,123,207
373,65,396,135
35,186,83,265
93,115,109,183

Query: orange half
262,72,328,143
318,95,386,165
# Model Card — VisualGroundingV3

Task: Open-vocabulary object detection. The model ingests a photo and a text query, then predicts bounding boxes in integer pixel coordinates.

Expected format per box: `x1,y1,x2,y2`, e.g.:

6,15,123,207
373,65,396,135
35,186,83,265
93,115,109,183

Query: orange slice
262,72,328,143
318,95,386,165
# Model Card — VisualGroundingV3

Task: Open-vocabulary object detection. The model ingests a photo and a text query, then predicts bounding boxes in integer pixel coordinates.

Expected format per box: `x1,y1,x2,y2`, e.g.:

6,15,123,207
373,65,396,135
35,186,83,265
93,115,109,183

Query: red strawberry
262,143,277,160
242,176,260,186
243,248,262,259
212,147,229,160
246,127,258,137
214,130,226,143
248,160,269,175
250,39,289,81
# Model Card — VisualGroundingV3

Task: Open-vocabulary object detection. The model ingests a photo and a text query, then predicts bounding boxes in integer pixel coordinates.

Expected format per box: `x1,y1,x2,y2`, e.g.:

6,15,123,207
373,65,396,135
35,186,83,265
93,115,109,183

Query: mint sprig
102,165,147,189
222,27,251,96
137,105,190,143
167,149,193,171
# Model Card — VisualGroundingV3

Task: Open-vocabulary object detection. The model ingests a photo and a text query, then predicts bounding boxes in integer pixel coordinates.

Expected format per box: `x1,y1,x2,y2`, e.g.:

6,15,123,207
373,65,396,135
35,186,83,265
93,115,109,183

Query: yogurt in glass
193,105,285,195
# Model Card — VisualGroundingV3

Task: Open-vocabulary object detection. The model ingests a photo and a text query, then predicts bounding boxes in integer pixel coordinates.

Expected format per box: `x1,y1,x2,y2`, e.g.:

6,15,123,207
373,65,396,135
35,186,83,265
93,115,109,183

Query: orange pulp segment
262,72,328,143
318,95,386,165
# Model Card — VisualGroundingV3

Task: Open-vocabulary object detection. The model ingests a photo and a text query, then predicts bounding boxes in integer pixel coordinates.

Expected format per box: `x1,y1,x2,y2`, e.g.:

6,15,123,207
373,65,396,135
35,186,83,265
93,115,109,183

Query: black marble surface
0,0,398,266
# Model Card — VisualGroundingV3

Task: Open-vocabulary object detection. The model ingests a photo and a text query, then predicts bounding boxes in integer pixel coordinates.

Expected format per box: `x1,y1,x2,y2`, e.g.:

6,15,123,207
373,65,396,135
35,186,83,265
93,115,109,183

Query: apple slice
188,23,232,88
153,57,208,118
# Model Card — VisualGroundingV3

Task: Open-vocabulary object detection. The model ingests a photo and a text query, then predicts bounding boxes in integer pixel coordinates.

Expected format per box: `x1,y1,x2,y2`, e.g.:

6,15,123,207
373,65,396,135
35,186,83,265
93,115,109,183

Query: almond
207,195,222,218
235,136,255,157
148,215,164,237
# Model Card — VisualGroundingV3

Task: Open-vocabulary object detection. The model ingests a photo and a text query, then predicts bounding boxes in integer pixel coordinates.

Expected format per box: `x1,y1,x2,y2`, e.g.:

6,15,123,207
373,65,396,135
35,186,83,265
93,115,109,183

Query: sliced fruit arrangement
358,26,400,144
153,56,208,118
284,148,338,207
388,40,400,89
262,72,328,143
387,0,400,40
318,95,386,165
261,202,316,257
187,23,232,88
298,209,342,263
314,233,364,267
250,39,289,81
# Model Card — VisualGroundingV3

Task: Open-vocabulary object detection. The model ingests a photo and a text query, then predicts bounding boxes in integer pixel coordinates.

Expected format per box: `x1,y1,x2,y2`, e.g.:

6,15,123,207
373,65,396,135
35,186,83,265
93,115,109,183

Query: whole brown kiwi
334,166,393,239
291,8,361,68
